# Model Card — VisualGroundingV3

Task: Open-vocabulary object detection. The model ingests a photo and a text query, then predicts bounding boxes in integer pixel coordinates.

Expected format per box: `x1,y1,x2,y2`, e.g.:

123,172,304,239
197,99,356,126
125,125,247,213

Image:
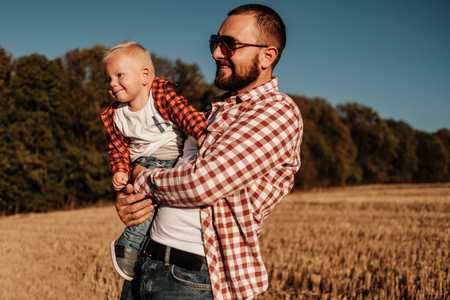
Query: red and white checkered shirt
134,77,303,299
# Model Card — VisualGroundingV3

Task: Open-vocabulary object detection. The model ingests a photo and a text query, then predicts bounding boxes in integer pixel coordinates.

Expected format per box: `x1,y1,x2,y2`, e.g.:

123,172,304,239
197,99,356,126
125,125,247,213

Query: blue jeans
120,256,212,300
121,157,178,245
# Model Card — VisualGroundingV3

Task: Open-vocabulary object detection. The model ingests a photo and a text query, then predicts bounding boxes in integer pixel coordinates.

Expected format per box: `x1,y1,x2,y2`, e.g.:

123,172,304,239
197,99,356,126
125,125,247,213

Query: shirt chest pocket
207,117,228,134
207,104,241,134
200,108,240,156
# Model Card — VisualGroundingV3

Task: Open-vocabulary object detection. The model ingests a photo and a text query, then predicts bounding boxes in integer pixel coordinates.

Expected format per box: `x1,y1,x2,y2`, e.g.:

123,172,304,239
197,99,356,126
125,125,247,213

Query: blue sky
1,0,449,132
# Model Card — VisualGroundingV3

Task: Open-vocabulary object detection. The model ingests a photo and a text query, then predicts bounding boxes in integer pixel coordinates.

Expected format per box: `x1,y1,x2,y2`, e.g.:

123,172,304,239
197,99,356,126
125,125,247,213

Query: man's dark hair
228,4,286,68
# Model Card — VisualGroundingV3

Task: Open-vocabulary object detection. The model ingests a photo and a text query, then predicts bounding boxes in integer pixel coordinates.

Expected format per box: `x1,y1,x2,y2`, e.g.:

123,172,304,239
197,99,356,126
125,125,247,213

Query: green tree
338,103,398,184
291,96,357,188
152,55,221,109
2,54,68,213
62,45,113,206
171,59,220,109
0,47,13,213
0,47,12,99
435,129,450,182
386,120,418,183
413,130,449,182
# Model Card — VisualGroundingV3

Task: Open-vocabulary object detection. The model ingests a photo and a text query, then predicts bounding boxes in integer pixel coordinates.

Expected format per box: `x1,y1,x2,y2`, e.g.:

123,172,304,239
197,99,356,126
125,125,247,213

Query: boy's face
104,51,148,104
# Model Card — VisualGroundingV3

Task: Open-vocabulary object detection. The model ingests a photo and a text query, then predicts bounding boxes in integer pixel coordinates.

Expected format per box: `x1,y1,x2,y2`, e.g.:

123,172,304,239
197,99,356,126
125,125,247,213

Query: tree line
0,45,448,215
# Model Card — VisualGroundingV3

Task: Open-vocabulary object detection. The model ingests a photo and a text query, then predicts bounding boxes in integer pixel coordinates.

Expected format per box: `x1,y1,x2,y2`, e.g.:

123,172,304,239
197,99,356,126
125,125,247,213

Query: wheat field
1,183,449,300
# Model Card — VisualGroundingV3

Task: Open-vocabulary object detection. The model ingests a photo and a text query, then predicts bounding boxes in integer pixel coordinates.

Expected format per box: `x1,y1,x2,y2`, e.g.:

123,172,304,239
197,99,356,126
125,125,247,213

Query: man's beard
214,55,260,91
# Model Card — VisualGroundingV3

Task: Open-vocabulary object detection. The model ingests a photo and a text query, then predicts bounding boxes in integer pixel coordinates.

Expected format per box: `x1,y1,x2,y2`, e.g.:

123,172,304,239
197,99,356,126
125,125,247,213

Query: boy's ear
142,67,151,85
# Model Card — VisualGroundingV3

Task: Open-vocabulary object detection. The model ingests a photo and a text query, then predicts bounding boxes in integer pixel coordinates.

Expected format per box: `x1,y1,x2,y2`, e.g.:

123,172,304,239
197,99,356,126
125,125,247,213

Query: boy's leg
111,218,152,281
112,156,178,281
122,217,152,245
134,156,178,170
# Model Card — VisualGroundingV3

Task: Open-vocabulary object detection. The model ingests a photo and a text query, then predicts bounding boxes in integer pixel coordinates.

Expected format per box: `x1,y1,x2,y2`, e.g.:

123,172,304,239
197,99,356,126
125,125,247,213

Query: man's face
212,14,263,93
214,54,260,92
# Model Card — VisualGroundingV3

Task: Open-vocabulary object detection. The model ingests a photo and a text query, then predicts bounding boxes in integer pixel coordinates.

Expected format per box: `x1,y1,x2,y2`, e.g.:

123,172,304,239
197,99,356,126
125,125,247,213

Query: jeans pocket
170,265,211,291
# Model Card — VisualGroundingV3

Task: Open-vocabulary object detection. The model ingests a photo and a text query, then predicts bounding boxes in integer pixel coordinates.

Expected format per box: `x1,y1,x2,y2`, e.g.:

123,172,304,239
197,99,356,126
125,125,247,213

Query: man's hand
197,134,206,149
116,184,154,226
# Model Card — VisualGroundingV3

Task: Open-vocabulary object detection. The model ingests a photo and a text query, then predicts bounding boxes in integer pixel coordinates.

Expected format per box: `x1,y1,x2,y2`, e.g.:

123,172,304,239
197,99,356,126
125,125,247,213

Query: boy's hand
112,172,128,191
197,134,206,149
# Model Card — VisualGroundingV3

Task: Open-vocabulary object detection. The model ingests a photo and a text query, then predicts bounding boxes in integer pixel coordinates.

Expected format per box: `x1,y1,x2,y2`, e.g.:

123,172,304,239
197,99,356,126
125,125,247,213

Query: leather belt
142,240,206,271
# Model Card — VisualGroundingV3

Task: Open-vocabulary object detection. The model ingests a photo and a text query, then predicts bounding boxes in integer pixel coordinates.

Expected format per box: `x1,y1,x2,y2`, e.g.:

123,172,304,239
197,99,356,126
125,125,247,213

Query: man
116,4,303,299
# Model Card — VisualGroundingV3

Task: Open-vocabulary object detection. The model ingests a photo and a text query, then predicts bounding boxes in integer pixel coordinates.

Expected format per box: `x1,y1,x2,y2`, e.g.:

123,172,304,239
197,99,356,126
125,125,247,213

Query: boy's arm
101,103,132,175
158,86,208,141
109,141,131,175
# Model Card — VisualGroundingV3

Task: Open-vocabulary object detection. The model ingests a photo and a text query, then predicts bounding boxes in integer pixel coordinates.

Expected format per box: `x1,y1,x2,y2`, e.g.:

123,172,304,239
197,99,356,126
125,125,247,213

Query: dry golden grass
257,183,450,300
1,183,449,299
0,205,125,299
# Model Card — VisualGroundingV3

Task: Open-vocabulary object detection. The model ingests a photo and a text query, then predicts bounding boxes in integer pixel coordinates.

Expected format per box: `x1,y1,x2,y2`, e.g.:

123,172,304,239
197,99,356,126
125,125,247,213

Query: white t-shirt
148,103,226,256
114,93,183,161
149,136,205,256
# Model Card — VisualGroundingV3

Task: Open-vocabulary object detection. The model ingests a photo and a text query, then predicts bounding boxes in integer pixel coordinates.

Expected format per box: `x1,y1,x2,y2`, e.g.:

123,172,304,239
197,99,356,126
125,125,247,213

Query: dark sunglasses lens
209,35,236,57
219,36,235,56
209,35,218,54
221,36,236,50
210,42,218,54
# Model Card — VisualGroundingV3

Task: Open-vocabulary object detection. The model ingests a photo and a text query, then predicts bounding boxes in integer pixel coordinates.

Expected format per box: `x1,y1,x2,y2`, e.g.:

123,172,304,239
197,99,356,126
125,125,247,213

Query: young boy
100,41,207,281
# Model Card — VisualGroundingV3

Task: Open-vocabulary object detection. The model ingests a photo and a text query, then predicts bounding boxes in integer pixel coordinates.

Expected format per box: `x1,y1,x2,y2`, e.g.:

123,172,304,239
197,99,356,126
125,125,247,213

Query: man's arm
134,98,302,207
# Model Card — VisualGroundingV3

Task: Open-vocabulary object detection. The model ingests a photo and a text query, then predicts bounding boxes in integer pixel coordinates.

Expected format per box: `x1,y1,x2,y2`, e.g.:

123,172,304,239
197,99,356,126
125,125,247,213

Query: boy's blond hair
103,41,155,75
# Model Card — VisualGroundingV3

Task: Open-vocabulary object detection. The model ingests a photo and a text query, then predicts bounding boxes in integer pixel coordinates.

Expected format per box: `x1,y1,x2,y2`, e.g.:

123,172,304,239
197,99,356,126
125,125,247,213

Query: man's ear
260,46,278,70
142,67,151,85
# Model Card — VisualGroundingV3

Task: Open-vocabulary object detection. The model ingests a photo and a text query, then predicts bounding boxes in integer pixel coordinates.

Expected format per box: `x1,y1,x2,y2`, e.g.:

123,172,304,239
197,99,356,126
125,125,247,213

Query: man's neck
232,73,273,96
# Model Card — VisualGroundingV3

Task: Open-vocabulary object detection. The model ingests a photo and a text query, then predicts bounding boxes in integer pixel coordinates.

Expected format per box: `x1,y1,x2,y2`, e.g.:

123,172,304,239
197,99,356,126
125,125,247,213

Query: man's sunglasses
209,34,268,57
